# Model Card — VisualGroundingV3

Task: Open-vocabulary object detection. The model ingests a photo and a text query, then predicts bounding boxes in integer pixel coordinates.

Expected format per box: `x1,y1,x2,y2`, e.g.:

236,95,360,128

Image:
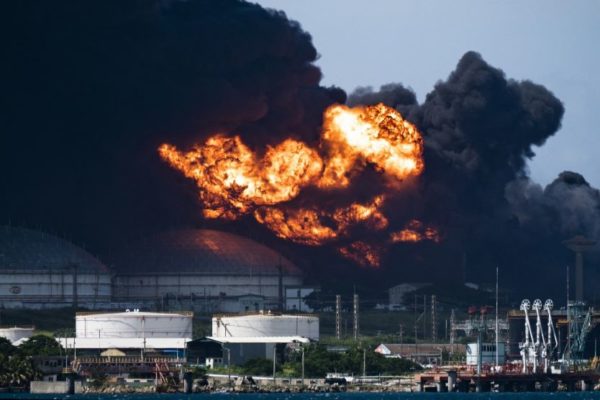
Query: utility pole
353,293,359,340
301,345,305,385
362,348,366,378
335,295,341,340
272,345,276,387
450,309,456,354
423,295,427,341
495,266,499,367
431,294,437,343
399,324,403,351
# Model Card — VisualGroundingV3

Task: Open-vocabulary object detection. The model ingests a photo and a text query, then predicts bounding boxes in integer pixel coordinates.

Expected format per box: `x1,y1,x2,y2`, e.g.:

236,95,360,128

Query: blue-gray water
2,394,600,400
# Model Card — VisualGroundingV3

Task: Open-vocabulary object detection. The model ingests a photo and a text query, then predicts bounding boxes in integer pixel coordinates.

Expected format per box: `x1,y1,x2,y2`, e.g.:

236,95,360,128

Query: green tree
241,358,278,376
0,356,40,387
0,338,17,357
17,334,63,357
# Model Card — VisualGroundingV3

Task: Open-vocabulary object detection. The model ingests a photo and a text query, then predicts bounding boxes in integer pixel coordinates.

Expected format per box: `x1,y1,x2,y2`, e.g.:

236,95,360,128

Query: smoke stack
563,235,597,302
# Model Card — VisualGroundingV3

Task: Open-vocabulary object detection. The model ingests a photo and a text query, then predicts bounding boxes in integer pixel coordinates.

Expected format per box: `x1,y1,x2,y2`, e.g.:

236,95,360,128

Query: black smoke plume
350,52,600,296
0,0,344,254
1,1,598,297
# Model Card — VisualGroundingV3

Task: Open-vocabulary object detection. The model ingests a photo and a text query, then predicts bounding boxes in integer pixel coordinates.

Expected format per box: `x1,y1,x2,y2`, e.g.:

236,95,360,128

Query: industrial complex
1,225,600,393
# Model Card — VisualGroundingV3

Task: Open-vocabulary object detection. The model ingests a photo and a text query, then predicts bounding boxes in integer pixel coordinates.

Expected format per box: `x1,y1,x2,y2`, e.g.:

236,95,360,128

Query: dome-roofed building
112,229,303,313
0,226,111,309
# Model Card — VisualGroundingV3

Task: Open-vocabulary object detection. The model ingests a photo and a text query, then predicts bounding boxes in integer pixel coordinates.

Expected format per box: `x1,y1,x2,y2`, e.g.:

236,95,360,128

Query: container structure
212,313,319,340
76,310,193,339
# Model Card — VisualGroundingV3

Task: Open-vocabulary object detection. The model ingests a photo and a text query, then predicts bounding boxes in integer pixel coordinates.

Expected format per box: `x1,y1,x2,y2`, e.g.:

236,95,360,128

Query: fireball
159,103,433,267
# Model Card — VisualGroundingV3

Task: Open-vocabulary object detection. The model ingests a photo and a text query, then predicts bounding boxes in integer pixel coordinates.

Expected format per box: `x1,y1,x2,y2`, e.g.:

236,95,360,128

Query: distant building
466,342,506,366
388,283,432,308
375,342,465,365
285,286,315,312
0,326,34,345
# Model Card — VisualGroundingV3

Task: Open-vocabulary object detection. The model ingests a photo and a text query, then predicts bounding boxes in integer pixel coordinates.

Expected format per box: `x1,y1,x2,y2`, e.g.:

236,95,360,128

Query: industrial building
0,226,308,313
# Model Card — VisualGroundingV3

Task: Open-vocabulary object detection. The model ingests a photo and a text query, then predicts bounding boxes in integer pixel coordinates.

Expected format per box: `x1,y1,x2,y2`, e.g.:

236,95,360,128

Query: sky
254,0,600,188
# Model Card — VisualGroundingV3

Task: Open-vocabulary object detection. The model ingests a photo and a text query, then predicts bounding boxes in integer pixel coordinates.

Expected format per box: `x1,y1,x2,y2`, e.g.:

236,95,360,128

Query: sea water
2,393,600,400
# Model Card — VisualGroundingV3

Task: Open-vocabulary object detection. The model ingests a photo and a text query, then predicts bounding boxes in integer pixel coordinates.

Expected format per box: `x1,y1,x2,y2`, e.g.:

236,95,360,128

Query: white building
0,326,34,345
466,342,506,366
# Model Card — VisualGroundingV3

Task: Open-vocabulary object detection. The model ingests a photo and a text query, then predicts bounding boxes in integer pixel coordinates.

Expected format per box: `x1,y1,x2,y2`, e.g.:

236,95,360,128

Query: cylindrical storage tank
76,311,193,339
0,326,34,344
212,314,319,340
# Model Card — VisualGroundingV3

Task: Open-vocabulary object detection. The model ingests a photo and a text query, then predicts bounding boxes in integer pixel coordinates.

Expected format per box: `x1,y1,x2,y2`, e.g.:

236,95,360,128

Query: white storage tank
76,310,192,339
212,313,319,340
0,326,34,344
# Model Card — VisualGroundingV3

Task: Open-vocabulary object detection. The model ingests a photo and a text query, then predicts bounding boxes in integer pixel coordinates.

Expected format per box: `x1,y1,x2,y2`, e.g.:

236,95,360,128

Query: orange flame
338,241,382,269
318,104,424,188
159,103,428,267
390,219,441,243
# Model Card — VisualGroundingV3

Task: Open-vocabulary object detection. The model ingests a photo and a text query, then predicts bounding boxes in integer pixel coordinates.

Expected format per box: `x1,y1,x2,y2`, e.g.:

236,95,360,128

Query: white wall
212,315,319,340
76,312,192,339
0,272,111,308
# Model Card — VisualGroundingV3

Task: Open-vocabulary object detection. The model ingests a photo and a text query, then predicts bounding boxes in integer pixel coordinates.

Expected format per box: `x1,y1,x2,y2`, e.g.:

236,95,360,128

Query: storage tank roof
117,229,301,276
0,226,108,273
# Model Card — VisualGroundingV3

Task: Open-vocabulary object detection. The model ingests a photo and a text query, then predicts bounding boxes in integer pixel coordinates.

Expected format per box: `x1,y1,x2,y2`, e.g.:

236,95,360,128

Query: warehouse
0,226,111,309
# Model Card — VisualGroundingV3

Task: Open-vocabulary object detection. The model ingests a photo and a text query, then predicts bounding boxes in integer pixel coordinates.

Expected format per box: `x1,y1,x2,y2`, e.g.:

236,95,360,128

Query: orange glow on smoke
338,241,382,269
159,103,430,267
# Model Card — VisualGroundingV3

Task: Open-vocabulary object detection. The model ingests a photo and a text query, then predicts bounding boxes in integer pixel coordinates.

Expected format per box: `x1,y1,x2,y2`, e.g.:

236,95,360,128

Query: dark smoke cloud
2,0,597,296
506,172,600,239
347,84,417,109
350,52,599,294
0,0,343,253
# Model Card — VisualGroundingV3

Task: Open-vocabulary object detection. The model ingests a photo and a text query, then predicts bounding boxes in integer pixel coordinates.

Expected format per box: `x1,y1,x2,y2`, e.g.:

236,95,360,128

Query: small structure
465,342,506,366
0,325,34,344
285,286,316,312
375,343,465,365
388,283,431,309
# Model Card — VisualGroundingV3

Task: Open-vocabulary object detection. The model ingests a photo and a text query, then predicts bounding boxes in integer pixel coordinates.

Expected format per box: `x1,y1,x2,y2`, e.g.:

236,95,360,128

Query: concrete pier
447,370,457,392
183,372,193,393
